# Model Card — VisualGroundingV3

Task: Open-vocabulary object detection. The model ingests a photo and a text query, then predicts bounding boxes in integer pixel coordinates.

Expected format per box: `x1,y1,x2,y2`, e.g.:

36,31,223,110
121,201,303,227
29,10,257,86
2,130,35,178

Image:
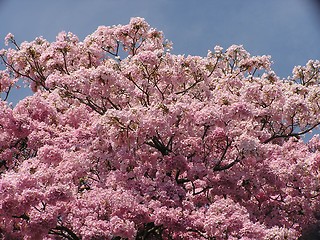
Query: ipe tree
1,17,320,239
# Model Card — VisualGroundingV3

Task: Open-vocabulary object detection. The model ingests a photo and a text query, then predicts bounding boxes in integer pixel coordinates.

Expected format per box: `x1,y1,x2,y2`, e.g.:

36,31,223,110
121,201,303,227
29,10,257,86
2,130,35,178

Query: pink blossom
4,33,14,46
0,17,320,239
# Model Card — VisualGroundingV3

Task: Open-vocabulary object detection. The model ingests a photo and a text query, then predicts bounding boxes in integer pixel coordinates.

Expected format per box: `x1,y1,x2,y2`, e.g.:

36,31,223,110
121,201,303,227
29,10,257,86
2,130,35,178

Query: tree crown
1,17,320,239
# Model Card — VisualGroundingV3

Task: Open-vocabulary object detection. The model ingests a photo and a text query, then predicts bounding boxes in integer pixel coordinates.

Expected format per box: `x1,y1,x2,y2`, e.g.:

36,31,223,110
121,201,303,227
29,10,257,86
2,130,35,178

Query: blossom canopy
1,17,320,239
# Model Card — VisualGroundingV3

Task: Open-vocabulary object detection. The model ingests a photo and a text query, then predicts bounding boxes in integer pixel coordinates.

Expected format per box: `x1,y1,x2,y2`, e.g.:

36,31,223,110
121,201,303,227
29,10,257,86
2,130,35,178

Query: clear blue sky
1,0,320,104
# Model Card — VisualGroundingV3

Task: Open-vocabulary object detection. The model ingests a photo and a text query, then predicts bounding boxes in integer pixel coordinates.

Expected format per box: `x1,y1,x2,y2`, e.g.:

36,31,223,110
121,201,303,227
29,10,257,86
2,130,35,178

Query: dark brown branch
264,122,320,144
136,222,164,240
146,136,171,156
49,226,80,240
187,228,214,239
191,181,210,195
12,213,29,221
213,137,231,169
62,51,70,75
175,170,189,184
213,156,242,171
106,97,120,110
175,77,203,95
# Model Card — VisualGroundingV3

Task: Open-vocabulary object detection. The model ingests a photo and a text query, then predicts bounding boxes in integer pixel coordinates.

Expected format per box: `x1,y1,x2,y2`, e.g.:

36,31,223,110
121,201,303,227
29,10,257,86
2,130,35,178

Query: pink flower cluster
1,17,320,239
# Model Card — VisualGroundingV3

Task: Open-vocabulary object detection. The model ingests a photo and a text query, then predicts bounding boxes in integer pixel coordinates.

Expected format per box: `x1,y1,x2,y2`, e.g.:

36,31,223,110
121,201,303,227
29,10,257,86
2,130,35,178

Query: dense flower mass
1,17,320,239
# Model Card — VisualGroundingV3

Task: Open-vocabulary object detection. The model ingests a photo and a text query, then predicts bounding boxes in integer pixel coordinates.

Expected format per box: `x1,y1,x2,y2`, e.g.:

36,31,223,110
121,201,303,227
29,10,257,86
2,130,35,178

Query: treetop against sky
1,17,320,239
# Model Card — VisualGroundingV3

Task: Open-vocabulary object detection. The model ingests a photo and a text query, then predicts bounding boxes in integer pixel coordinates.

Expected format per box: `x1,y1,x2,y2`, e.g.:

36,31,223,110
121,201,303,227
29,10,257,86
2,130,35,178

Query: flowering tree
1,17,320,239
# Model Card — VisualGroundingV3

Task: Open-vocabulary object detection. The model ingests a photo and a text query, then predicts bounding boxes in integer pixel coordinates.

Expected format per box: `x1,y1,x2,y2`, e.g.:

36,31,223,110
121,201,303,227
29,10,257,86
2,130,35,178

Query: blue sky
1,0,320,104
